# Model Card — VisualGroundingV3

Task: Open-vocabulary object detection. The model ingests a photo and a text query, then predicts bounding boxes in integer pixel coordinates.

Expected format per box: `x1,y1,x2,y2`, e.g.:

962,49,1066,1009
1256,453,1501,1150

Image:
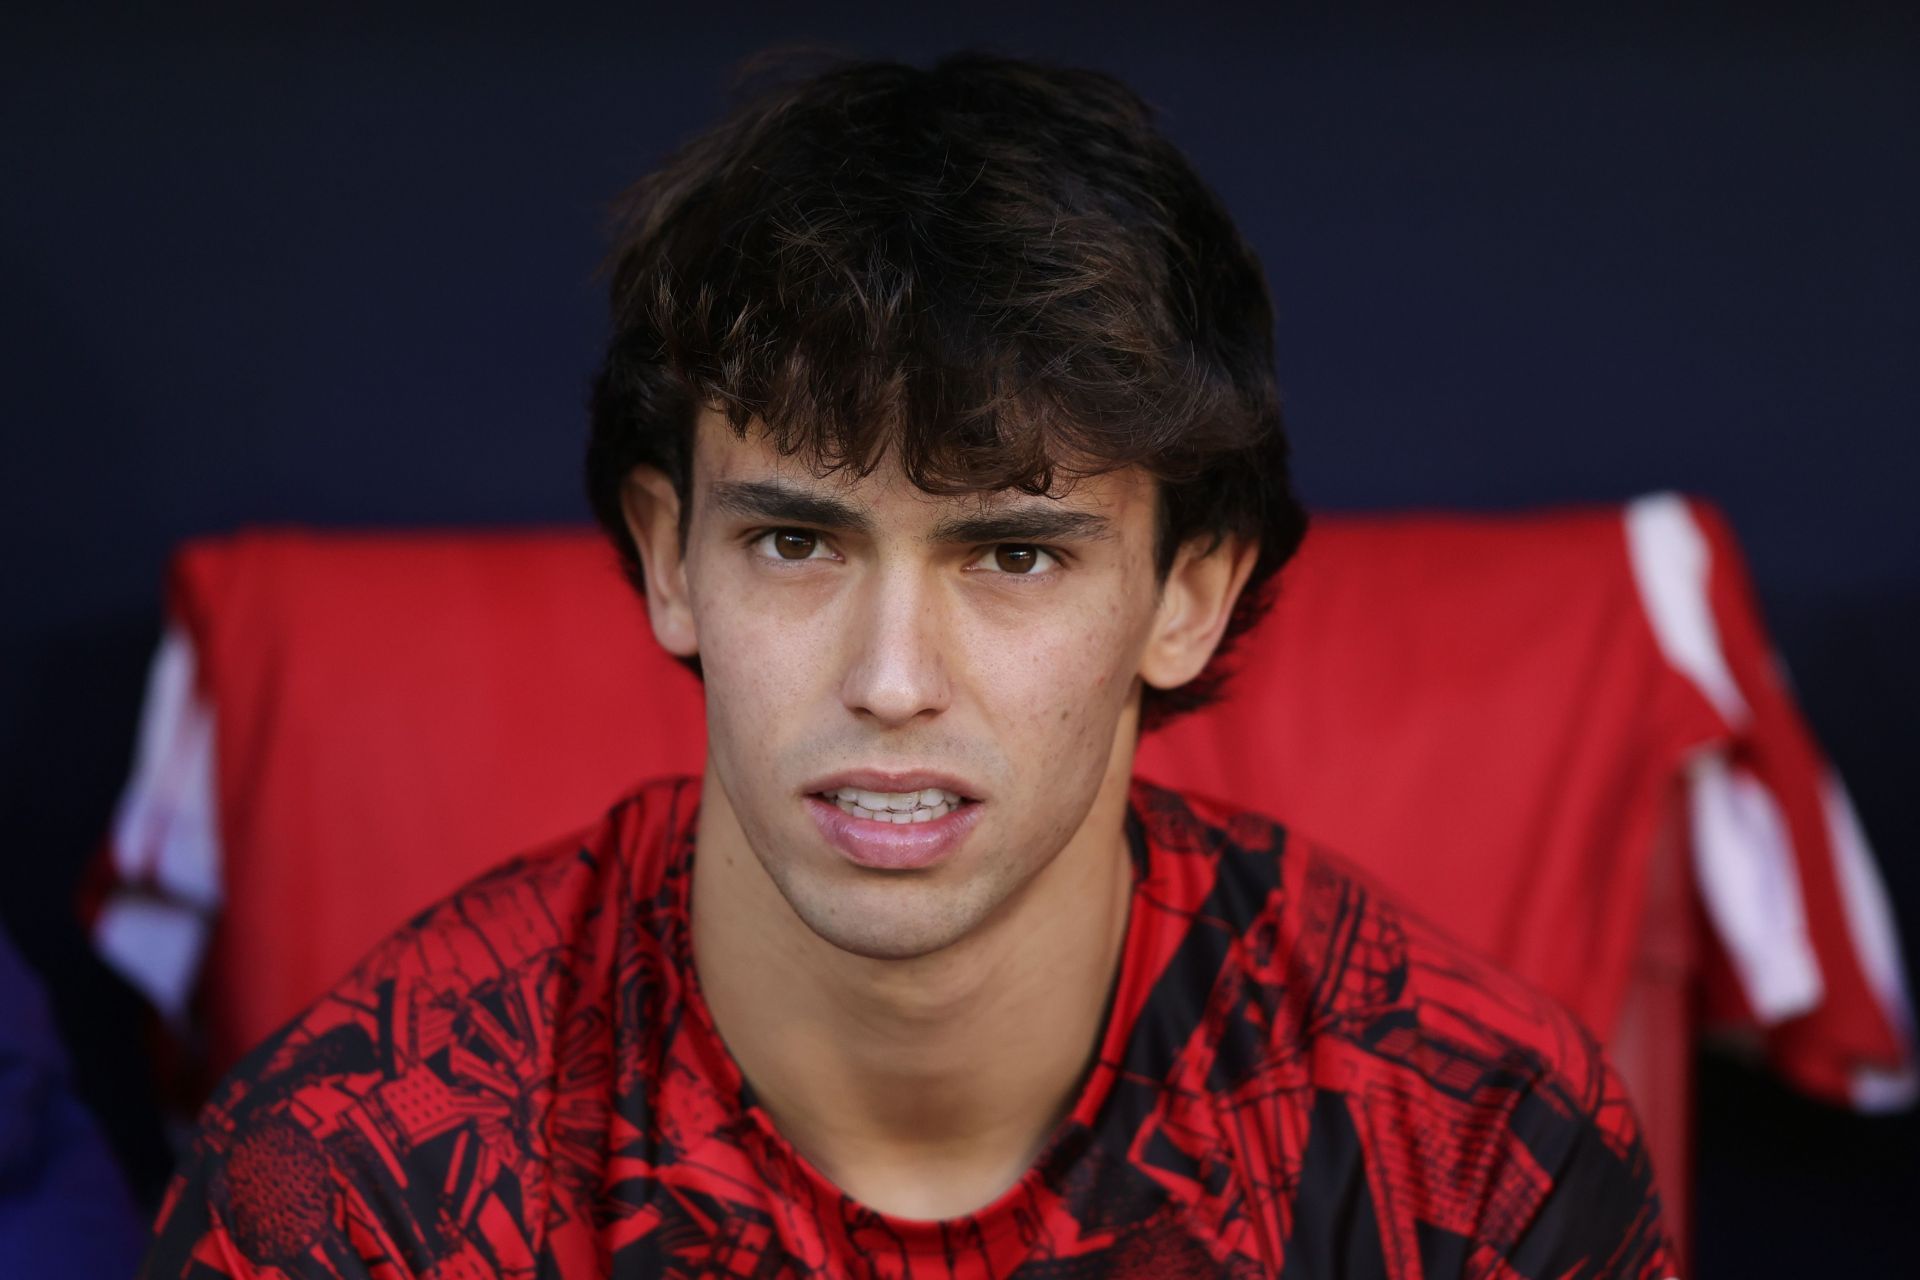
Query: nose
839,563,952,727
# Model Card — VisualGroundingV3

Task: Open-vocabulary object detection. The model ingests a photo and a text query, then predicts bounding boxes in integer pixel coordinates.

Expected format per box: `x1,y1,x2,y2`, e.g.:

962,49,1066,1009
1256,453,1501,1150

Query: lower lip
804,795,983,871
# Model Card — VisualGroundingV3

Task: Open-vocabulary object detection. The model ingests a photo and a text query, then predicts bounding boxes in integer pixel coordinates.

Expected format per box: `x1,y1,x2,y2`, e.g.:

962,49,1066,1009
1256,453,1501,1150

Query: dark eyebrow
708,479,1110,545
928,506,1112,545
708,480,873,533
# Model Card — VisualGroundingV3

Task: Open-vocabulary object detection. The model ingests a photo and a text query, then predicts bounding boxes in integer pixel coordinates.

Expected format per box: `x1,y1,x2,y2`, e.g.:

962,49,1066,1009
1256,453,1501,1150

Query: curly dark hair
586,50,1308,729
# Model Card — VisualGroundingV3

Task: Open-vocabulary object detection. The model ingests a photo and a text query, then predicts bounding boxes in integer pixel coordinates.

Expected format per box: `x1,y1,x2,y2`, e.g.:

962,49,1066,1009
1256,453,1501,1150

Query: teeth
826,786,963,824
832,786,961,808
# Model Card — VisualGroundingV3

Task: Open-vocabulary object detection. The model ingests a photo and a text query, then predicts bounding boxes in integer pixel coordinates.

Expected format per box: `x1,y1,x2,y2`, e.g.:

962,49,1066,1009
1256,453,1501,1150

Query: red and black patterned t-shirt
143,776,1677,1278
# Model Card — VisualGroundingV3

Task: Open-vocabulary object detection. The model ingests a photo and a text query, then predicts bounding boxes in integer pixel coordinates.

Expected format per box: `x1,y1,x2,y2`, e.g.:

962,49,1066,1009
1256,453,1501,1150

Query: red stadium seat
93,496,1916,1261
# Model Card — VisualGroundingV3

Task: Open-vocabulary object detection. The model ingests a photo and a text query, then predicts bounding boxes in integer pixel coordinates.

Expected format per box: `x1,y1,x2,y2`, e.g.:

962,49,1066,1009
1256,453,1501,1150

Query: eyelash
744,529,1065,578
747,529,837,563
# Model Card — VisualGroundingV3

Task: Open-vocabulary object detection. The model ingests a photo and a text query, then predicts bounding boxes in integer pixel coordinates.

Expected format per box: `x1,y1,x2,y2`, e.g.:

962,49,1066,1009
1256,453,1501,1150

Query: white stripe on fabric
1686,752,1824,1024
97,624,224,1022
1624,492,1752,731
106,624,222,910
92,895,210,1026
1820,772,1919,1111
1850,1065,1919,1114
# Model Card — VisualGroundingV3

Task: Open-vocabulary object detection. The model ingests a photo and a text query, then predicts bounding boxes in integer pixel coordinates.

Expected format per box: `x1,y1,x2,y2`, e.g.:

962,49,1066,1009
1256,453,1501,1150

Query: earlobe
620,467,700,657
1138,535,1260,691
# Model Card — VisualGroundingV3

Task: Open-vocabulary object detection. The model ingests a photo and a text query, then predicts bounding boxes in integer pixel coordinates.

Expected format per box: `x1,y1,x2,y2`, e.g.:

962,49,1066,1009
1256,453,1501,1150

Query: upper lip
803,768,983,802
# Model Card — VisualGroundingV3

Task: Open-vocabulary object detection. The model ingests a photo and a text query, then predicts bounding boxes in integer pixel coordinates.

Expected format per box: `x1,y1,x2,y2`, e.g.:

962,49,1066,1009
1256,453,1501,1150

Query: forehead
689,410,1156,532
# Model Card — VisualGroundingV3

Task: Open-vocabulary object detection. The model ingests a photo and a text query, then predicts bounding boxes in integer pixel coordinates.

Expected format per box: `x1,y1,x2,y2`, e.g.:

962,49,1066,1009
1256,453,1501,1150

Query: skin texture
620,409,1256,1219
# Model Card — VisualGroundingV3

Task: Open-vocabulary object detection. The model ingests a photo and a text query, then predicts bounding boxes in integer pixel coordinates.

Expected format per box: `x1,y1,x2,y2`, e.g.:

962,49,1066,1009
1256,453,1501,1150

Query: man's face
651,412,1172,962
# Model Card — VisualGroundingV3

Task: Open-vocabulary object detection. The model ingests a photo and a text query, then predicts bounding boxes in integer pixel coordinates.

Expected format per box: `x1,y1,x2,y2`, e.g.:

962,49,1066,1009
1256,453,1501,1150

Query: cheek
962,585,1146,751
956,593,1146,856
687,572,834,765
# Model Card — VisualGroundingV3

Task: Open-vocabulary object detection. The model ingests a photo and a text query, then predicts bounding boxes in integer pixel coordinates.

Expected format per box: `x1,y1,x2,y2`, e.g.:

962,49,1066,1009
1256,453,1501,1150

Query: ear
619,466,699,657
1138,534,1260,692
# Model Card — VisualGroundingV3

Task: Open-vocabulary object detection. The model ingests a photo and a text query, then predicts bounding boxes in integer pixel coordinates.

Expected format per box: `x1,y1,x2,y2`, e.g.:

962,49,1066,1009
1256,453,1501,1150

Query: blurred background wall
2,3,1914,1272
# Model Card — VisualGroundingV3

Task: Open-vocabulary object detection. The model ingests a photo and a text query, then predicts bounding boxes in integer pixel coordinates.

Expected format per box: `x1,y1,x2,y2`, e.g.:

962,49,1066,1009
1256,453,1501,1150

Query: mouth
800,772,985,871
815,785,969,825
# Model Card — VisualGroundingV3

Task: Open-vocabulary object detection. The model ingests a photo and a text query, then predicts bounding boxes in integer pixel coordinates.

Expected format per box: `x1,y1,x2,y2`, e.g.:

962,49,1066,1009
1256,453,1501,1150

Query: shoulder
1134,781,1676,1275
338,772,697,1003
231,772,697,1092
1135,779,1613,1100
142,775,700,1278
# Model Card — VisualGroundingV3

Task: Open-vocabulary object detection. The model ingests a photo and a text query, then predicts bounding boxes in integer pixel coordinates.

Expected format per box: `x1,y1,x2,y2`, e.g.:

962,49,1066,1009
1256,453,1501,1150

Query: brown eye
993,545,1039,573
773,530,818,560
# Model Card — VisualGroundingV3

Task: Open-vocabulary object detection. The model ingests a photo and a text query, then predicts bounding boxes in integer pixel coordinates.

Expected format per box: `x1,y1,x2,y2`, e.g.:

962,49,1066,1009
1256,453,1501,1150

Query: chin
774,869,1004,962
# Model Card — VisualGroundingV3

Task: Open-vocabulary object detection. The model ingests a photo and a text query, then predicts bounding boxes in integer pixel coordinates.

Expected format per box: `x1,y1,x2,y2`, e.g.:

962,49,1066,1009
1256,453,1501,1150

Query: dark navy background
3,4,1914,1272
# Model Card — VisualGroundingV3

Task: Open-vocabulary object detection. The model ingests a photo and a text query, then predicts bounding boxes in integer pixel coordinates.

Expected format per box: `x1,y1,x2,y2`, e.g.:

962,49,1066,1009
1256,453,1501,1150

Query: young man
144,53,1676,1278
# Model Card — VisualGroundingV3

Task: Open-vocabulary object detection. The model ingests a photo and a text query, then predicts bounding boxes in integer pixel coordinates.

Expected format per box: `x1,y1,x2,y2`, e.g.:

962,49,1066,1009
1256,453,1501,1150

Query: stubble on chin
754,837,1017,963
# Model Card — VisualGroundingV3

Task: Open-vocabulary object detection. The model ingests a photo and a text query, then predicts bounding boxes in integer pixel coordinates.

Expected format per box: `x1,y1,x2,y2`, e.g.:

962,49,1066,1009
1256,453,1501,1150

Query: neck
688,758,1137,1221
